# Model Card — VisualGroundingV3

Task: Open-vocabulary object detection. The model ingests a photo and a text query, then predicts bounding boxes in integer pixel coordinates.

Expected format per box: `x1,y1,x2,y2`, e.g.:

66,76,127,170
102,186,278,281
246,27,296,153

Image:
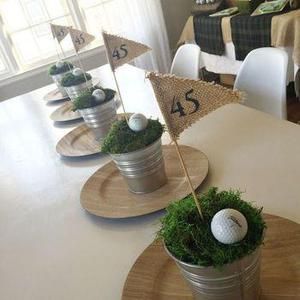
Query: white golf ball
55,60,64,68
128,113,148,132
92,89,106,104
211,209,248,244
72,67,84,76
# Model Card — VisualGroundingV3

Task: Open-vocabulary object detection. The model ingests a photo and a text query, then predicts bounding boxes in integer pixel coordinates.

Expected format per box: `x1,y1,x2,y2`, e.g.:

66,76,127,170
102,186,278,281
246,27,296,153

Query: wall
0,47,107,102
161,0,194,53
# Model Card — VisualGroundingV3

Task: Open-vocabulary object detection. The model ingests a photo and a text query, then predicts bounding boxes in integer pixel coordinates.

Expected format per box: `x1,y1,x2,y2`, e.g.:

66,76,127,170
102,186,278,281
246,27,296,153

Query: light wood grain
56,113,132,157
80,145,209,218
122,214,300,300
56,123,100,157
43,88,69,102
50,101,82,122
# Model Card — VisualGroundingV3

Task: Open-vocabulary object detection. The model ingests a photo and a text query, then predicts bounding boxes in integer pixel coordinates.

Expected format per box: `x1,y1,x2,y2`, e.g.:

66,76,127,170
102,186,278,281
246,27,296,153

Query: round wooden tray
122,214,300,299
56,123,100,157
44,88,69,102
50,101,82,122
56,114,130,157
80,145,209,218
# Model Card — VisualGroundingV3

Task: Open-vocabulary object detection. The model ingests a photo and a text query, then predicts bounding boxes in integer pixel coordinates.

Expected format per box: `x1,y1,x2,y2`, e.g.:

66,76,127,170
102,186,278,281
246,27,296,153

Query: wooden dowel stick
58,42,72,72
173,138,204,220
75,51,90,89
102,30,128,123
112,71,129,123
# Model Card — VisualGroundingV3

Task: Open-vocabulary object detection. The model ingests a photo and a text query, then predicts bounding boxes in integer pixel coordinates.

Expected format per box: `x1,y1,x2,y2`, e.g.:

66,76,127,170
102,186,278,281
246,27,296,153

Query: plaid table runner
231,12,284,61
194,15,225,56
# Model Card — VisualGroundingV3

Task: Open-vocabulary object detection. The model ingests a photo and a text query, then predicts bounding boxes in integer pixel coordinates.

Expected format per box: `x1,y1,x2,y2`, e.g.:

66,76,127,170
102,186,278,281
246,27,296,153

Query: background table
178,10,300,82
0,64,300,300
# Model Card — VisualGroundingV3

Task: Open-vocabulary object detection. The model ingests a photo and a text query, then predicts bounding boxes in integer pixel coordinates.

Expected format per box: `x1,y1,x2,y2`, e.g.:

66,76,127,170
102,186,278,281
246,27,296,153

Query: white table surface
0,64,299,300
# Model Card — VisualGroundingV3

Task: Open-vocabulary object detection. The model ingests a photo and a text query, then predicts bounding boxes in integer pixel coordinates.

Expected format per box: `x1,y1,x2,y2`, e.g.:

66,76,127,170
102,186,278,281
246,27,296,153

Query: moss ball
158,187,266,268
101,118,164,154
48,61,74,75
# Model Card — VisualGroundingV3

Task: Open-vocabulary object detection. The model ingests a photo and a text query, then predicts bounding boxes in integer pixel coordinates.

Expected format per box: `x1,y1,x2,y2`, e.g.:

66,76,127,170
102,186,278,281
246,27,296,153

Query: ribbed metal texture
51,71,70,97
64,80,93,102
79,97,117,142
165,245,261,300
110,138,167,194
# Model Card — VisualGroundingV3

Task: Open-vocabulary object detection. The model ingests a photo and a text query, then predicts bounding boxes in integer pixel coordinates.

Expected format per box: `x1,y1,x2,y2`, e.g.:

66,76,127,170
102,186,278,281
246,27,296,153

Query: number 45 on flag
147,72,242,140
69,28,95,53
102,31,151,71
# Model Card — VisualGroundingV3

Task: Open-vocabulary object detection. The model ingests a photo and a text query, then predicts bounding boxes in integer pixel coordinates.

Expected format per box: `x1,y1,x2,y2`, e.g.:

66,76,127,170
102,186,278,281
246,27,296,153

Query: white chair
170,44,202,80
234,48,288,120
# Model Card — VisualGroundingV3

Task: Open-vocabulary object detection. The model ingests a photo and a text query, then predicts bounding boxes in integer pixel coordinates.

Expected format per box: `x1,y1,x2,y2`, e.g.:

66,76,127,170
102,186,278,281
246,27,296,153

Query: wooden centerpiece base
56,114,130,157
44,88,69,102
122,214,300,299
50,101,82,122
80,145,209,218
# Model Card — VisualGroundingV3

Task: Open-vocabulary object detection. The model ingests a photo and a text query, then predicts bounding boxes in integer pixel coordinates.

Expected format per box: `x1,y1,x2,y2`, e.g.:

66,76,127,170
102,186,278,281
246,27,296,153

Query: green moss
101,119,164,154
157,187,266,268
61,72,92,87
72,86,116,110
48,61,74,75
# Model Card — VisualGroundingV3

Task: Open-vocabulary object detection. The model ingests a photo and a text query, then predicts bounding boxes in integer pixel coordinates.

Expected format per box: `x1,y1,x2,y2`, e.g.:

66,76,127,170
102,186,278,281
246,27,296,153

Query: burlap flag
102,31,151,71
69,28,95,52
147,72,243,140
50,23,70,43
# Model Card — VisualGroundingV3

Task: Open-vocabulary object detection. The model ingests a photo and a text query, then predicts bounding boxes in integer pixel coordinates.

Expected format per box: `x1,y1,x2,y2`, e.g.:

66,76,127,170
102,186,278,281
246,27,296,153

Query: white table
0,64,299,300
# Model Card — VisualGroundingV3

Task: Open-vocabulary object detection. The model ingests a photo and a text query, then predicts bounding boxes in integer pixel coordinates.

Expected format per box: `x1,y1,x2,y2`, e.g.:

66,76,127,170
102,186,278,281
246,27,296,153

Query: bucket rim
109,137,162,158
163,241,261,271
51,70,71,79
78,94,117,114
63,79,93,89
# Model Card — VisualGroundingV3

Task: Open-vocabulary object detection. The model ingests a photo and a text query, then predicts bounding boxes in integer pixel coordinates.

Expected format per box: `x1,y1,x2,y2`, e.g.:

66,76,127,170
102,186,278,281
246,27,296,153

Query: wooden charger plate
44,78,100,103
50,101,82,122
44,88,69,102
80,145,209,218
56,114,130,157
56,123,100,157
122,214,300,300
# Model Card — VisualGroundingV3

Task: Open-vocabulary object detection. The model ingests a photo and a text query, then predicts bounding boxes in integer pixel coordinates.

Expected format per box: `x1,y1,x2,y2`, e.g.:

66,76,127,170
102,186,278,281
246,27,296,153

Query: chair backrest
170,44,201,80
234,48,288,119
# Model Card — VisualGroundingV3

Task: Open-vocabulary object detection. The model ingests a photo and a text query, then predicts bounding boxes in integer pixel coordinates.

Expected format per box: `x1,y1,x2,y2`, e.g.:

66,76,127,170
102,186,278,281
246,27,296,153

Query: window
0,50,10,76
78,0,125,38
0,0,120,80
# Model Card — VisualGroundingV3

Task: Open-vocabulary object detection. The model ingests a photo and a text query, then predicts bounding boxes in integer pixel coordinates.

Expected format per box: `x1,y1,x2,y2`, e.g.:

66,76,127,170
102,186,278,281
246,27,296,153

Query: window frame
0,0,113,81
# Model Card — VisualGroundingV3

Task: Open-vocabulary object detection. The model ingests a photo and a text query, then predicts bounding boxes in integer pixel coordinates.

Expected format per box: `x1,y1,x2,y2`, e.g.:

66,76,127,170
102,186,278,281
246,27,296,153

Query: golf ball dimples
92,89,106,104
211,209,248,244
72,68,84,76
55,60,64,68
128,113,148,132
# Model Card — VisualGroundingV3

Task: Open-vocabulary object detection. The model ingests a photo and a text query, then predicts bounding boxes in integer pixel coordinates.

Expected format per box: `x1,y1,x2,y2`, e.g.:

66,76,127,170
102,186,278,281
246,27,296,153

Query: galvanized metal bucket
64,79,93,102
165,244,261,300
51,71,70,98
110,138,167,194
79,96,117,142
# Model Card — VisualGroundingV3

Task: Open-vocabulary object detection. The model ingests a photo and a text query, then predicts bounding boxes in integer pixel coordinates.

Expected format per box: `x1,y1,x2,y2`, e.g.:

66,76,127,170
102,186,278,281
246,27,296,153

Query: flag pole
74,51,90,87
102,31,128,123
111,71,129,123
57,40,73,72
172,138,204,220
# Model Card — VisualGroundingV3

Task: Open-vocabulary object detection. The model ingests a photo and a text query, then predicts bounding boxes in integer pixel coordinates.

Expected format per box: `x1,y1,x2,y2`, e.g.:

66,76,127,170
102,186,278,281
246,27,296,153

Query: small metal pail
79,97,117,142
51,71,70,97
65,80,93,102
165,244,261,300
110,138,167,194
